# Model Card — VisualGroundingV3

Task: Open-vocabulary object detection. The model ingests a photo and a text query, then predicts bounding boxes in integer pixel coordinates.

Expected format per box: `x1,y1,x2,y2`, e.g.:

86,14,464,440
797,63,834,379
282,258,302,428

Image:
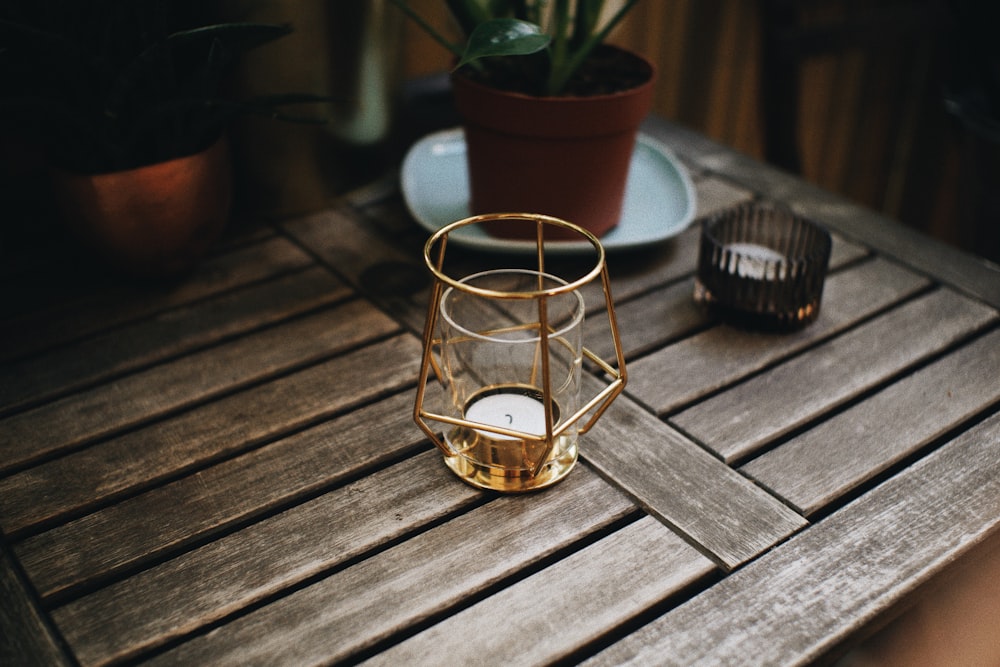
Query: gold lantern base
442,384,575,492
443,430,578,493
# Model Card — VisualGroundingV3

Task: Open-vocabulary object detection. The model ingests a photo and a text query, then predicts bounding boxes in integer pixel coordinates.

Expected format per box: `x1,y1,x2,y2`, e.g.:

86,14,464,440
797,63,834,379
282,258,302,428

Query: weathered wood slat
0,299,399,475
794,191,1000,310
0,237,314,363
365,516,716,666
282,207,432,333
585,277,706,363
17,391,424,600
581,383,806,570
0,267,349,414
586,226,700,304
51,450,482,667
284,186,713,338
743,328,1000,515
0,221,275,319
0,543,70,666
585,235,871,364
672,288,998,463
0,334,423,537
643,119,1000,311
2,114,996,667
638,117,728,180
584,412,1000,667
627,257,930,415
143,466,635,666
688,171,753,219
282,205,706,343
0,222,266,318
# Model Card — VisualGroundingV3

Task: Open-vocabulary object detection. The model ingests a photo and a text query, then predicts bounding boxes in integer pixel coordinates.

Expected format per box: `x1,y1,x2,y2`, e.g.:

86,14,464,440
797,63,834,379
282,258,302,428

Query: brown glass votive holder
693,203,832,331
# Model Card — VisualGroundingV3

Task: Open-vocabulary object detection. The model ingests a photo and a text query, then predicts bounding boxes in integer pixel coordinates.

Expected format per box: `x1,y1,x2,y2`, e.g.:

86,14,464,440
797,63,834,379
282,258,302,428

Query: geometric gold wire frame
413,213,627,482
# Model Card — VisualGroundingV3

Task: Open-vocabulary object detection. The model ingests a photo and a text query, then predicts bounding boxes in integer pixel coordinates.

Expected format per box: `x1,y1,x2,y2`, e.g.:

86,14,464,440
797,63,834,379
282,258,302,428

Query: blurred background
2,0,997,265
237,0,998,263
425,0,996,267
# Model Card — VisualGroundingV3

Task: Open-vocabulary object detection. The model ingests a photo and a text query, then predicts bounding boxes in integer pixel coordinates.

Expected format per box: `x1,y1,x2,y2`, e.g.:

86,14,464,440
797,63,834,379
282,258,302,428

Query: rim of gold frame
422,213,606,299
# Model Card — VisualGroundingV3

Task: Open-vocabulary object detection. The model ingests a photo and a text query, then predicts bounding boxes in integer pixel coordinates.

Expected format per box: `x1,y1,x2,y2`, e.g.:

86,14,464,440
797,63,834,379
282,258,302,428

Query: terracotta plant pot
50,136,232,279
451,46,655,240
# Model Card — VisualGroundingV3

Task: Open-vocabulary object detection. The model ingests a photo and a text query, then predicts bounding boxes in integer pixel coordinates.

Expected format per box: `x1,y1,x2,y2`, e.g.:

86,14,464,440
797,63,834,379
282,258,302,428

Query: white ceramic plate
400,127,697,254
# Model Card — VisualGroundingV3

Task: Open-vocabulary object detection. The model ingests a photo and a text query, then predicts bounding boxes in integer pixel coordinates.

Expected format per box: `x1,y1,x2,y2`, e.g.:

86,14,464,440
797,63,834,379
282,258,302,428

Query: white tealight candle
726,242,786,280
465,392,548,440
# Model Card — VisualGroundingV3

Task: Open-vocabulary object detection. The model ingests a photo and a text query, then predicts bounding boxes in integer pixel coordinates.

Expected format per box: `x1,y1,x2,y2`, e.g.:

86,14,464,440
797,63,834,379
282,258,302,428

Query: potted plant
0,1,327,278
390,0,650,239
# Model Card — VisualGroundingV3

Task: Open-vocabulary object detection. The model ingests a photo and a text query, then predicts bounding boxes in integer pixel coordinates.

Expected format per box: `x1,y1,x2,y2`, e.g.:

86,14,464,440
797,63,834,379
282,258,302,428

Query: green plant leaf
457,18,549,69
167,22,293,54
574,0,606,47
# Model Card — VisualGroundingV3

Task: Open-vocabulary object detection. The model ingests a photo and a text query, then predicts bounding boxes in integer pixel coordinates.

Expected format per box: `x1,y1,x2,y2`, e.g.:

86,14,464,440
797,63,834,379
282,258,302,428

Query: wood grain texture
584,276,706,363
588,235,874,366
593,226,701,303
581,382,806,570
281,206,432,334
142,466,636,666
627,257,930,415
0,543,70,667
365,516,716,666
0,267,349,414
0,299,400,475
642,119,1000,310
283,205,708,340
672,287,998,463
743,328,1000,515
282,171,748,354
17,391,425,600
689,171,754,219
0,333,422,537
0,236,313,364
584,413,1000,667
4,114,998,667
793,192,1000,310
52,450,483,667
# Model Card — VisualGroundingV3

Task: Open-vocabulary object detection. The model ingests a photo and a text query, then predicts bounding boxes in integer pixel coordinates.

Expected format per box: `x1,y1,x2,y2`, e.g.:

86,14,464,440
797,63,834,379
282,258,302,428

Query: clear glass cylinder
437,269,584,491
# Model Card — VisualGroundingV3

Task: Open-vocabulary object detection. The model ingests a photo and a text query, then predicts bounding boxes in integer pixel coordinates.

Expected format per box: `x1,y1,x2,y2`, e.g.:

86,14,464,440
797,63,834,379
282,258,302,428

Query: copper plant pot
51,136,232,279
451,46,655,240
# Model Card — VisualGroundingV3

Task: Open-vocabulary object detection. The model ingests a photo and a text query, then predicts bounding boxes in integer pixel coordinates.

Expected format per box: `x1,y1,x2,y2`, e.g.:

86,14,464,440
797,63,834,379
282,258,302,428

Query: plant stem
387,0,464,58
549,0,571,93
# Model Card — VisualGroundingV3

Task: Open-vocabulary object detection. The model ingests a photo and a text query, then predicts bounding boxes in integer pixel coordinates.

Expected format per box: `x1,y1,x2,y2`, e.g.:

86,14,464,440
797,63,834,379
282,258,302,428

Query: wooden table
3,117,999,666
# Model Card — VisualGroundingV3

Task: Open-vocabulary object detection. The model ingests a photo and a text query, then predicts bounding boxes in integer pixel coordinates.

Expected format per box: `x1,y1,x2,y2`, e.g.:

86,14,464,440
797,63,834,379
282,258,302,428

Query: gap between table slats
363,515,716,666
16,390,425,602
0,266,350,416
581,382,806,571
132,465,636,667
627,256,931,416
0,236,312,364
0,298,398,476
743,327,1000,516
0,332,422,538
672,287,998,464
583,412,1000,667
49,449,484,667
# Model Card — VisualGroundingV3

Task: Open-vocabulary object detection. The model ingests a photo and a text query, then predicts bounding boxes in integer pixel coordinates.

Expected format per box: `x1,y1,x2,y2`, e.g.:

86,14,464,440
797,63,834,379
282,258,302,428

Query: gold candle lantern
414,213,627,492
